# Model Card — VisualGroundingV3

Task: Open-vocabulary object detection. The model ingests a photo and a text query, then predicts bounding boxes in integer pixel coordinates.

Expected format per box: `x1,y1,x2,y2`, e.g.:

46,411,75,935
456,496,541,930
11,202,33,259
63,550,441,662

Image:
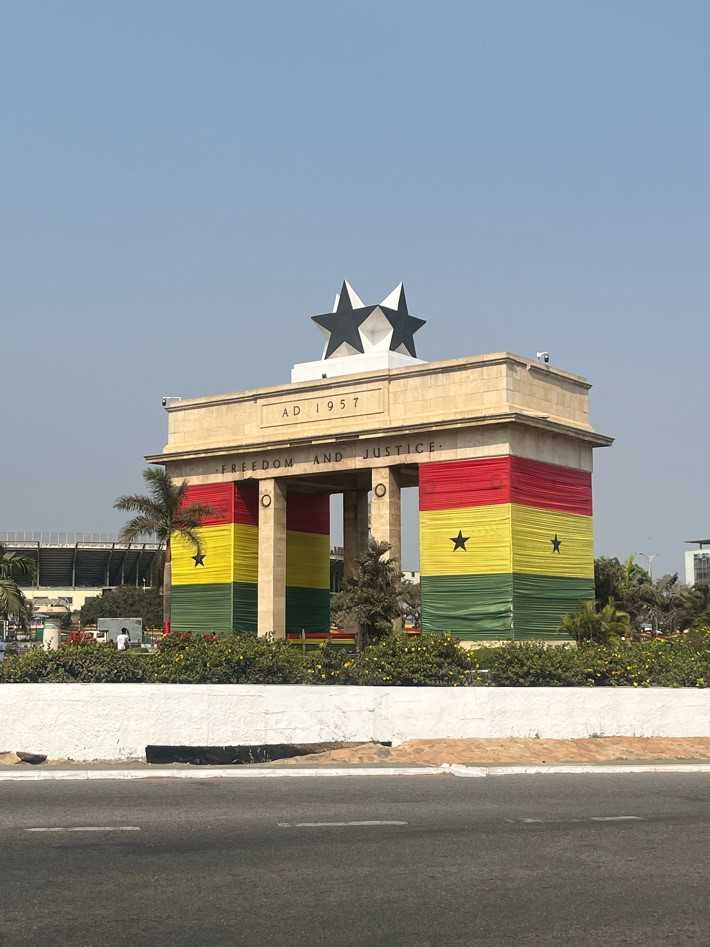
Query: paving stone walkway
271,737,710,766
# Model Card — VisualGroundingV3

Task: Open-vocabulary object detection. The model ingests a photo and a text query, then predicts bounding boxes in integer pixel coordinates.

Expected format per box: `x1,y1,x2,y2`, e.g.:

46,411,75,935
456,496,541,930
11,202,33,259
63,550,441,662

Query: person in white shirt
116,628,130,652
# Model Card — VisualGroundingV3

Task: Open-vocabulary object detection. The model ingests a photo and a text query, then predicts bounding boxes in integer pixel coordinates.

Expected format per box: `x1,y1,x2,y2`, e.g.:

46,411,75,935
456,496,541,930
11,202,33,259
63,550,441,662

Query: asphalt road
2,774,709,947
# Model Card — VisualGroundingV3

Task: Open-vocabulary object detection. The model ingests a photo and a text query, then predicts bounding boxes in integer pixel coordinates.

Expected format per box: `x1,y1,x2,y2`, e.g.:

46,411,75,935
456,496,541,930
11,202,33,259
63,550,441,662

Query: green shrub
478,643,588,687
579,638,709,688
147,631,305,684
302,634,477,686
475,637,710,688
353,633,477,686
0,642,148,683
302,642,359,684
1,631,708,687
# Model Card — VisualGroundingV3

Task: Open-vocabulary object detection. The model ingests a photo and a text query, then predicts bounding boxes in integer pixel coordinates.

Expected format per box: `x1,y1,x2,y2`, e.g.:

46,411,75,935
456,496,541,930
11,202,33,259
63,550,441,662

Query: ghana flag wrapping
419,456,594,640
286,492,330,634
171,481,258,634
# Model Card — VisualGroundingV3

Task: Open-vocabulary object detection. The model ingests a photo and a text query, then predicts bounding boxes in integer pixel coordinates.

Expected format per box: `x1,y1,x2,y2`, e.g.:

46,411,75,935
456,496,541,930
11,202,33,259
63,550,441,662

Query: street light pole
638,552,658,581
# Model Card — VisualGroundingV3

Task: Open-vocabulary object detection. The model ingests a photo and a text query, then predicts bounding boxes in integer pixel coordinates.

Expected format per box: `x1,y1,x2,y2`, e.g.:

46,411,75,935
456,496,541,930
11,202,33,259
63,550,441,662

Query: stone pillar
42,620,61,652
257,478,287,639
370,467,402,567
343,490,369,579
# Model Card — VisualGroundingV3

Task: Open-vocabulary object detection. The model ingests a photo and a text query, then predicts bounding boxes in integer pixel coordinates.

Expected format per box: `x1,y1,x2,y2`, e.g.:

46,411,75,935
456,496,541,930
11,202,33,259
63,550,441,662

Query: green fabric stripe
171,582,258,635
171,583,233,633
421,573,513,639
286,586,330,633
421,573,594,641
233,582,257,636
513,574,594,640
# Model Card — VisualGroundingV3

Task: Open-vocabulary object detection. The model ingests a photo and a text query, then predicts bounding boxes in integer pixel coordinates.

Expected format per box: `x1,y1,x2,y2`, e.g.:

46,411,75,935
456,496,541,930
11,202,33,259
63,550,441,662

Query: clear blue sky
2,1,708,576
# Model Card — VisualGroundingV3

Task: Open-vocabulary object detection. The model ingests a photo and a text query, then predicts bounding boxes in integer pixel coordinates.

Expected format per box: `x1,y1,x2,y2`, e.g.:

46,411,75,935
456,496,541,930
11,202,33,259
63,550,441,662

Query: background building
685,540,710,587
0,531,161,611
1,530,346,611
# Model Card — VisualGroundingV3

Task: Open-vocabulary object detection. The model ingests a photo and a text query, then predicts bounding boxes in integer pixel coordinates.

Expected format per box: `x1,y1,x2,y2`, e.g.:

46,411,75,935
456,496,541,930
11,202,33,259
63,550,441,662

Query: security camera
161,395,182,408
536,351,551,365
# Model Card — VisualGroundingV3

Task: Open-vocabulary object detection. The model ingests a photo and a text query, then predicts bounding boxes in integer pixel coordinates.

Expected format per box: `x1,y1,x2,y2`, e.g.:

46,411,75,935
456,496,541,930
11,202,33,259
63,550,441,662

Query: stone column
42,619,61,652
257,478,287,639
343,490,369,579
370,467,402,567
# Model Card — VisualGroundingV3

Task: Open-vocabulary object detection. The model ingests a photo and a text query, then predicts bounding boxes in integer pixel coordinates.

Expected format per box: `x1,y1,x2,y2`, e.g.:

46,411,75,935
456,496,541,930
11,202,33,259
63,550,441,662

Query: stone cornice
146,411,613,465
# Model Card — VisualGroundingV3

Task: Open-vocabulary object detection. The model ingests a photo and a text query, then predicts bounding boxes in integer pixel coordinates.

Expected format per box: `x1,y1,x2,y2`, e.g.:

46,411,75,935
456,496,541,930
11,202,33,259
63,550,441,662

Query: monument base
291,350,425,383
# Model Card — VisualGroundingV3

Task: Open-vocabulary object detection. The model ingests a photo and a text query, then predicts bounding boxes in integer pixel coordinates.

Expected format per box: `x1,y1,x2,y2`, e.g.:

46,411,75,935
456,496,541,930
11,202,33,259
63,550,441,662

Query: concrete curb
2,762,710,781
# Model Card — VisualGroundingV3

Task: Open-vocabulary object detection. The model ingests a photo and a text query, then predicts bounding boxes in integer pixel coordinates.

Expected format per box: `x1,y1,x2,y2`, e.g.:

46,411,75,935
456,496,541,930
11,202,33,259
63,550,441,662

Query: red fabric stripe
286,492,330,534
181,481,260,525
419,458,509,510
510,456,592,516
419,456,591,515
181,483,234,526
235,480,259,526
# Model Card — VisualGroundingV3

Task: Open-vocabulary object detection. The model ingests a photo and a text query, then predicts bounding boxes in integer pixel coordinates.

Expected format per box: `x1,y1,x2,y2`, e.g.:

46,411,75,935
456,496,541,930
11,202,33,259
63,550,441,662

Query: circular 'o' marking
374,483,387,498
261,493,272,508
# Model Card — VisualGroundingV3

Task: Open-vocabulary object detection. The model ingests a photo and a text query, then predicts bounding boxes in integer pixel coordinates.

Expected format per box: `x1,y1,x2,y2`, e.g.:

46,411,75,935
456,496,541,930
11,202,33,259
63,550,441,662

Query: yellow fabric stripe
420,505,513,576
286,530,331,589
233,523,258,583
512,504,594,578
172,522,259,585
171,524,233,586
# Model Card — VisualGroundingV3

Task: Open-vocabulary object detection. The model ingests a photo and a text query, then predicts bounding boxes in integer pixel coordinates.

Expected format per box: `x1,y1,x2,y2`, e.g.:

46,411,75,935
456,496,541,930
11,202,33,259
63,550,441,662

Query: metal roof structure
0,532,162,589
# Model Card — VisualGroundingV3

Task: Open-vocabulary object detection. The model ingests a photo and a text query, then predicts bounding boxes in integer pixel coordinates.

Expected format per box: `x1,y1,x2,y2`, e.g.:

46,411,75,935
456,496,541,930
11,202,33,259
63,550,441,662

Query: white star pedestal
291,348,425,383
293,280,427,382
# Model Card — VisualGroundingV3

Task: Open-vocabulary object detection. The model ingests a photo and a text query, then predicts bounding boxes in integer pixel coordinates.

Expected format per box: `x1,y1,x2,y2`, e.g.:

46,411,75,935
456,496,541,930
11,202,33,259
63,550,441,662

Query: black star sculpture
310,281,426,359
550,535,562,554
379,284,426,358
192,552,206,567
450,530,469,551
311,281,374,359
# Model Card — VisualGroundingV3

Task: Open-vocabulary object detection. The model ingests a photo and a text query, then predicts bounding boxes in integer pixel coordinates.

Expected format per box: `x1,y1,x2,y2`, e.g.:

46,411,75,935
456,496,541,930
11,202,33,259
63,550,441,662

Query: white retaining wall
1,685,709,761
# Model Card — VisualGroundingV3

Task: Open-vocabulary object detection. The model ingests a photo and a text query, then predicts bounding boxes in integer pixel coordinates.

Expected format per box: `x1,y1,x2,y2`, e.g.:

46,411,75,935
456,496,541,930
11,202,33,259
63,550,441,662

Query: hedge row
1,630,709,687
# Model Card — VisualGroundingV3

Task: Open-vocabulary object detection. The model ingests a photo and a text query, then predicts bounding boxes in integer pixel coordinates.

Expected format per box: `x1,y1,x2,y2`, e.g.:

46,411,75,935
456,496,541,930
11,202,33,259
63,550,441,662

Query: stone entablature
156,424,600,487
150,352,599,462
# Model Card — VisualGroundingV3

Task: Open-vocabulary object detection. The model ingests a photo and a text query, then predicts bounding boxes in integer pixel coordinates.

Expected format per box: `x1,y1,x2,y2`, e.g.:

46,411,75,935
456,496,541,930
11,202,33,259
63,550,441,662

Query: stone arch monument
147,282,612,641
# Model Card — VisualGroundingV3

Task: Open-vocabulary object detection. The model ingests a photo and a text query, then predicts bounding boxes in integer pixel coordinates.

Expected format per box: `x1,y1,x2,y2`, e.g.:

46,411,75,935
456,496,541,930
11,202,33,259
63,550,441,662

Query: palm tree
114,468,214,629
560,599,630,644
0,544,35,629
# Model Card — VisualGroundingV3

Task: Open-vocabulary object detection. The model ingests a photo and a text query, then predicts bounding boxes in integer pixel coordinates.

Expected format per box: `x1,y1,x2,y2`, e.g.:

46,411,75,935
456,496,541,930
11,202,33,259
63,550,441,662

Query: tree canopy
80,586,163,630
593,555,709,635
331,539,403,647
0,543,35,628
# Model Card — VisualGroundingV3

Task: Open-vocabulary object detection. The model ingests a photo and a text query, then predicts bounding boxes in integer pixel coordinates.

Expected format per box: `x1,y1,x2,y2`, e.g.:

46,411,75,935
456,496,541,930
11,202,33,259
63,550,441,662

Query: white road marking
25,826,141,833
590,816,643,822
511,815,644,825
278,820,408,828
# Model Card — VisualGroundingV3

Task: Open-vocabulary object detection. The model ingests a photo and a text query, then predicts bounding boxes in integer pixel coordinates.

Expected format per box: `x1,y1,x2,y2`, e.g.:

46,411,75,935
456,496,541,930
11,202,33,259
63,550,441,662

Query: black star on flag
550,534,562,553
311,281,374,358
450,530,469,551
192,552,206,567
